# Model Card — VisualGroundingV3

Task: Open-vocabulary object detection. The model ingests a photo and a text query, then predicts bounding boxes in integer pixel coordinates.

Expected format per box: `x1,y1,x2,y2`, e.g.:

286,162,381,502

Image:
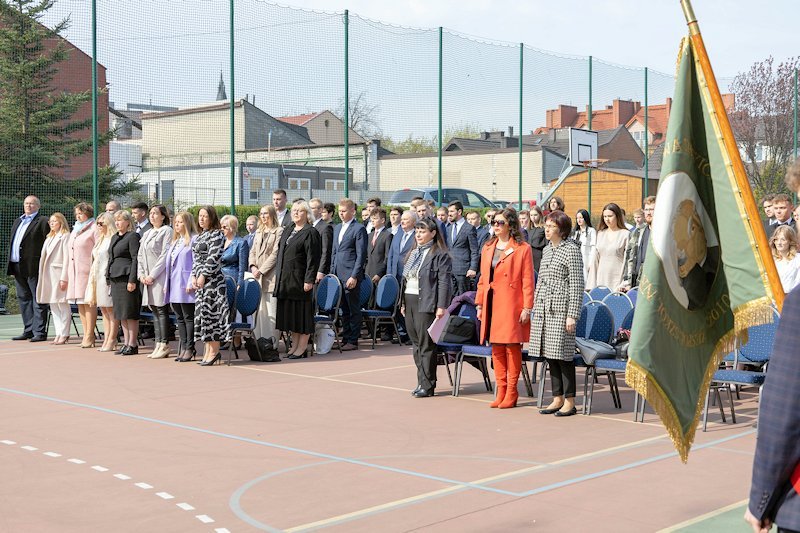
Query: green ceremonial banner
626,38,775,462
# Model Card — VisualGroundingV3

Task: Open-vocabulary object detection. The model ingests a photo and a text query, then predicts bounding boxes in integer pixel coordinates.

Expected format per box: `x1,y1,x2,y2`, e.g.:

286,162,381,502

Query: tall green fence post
91,0,98,214
794,67,798,205
344,10,350,198
437,27,443,207
588,55,593,213
518,43,523,208
644,67,649,199
229,0,235,214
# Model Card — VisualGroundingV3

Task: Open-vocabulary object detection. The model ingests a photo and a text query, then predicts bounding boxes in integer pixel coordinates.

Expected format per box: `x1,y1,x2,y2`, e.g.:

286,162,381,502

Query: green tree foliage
380,124,483,154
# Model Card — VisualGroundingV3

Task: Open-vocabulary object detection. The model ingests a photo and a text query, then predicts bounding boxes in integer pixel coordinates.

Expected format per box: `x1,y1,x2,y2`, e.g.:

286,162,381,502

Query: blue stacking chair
588,286,612,302
601,291,633,331
362,275,401,348
313,275,343,355
227,277,261,365
358,277,374,339
224,275,237,313
626,287,639,306
574,301,617,415
582,291,593,306
442,303,485,396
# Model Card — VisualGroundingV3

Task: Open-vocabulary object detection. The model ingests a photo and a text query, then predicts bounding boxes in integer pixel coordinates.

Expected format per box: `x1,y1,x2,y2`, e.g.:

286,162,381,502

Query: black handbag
440,315,476,345
575,337,616,365
244,336,280,362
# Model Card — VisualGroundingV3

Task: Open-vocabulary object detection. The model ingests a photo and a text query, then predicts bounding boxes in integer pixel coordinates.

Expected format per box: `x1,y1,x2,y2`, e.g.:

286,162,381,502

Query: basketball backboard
568,127,598,167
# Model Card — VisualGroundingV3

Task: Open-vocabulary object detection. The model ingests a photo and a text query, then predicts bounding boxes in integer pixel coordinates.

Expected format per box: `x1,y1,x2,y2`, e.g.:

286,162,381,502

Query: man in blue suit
331,198,368,351
387,210,418,344
446,201,479,295
746,286,800,533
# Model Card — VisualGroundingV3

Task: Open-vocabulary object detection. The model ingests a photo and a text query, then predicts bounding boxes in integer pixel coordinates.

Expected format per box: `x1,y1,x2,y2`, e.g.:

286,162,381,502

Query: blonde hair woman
165,211,198,362
770,225,800,292
249,205,283,342
66,202,97,347
107,210,141,355
36,213,71,344
86,212,118,351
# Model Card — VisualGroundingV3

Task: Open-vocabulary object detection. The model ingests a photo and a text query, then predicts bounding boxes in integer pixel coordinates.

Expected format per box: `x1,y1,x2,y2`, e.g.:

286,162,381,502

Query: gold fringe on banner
626,298,774,463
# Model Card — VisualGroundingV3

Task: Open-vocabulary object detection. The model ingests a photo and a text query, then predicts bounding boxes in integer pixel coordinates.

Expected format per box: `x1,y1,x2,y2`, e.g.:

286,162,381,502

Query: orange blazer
475,238,535,344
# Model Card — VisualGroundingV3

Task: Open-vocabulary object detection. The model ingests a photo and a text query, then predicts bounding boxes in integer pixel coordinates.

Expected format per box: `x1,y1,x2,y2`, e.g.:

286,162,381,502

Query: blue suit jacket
749,288,800,530
387,229,416,279
331,220,368,282
445,220,479,275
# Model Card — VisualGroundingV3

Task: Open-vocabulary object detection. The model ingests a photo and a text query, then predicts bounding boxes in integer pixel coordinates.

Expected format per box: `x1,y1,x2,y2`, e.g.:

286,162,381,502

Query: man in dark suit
387,210,417,344
310,198,333,281
765,193,796,239
273,189,293,228
7,195,50,341
130,201,152,235
446,201,479,295
331,198,368,351
365,208,393,284
476,208,497,251
746,287,800,533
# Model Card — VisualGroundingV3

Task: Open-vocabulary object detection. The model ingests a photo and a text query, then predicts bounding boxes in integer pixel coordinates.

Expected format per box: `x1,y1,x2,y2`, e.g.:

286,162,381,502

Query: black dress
528,226,547,273
273,224,321,334
107,231,141,320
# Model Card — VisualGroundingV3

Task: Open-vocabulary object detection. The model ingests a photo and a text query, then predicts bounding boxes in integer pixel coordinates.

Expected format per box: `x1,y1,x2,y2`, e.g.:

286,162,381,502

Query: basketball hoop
580,158,609,169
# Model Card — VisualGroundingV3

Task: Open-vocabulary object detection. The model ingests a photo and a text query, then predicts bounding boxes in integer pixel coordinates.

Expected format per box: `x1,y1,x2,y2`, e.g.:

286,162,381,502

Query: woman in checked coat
530,210,585,417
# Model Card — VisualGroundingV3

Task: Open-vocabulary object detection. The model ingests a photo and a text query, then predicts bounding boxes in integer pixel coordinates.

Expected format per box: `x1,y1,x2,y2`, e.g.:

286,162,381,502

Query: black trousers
150,304,171,343
340,281,362,345
173,303,195,352
452,274,474,297
405,293,437,391
549,359,576,398
10,265,48,337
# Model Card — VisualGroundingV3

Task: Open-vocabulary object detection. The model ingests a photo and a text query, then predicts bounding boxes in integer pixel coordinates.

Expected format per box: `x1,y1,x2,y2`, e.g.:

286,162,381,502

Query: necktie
451,223,458,243
372,230,378,247
401,232,410,250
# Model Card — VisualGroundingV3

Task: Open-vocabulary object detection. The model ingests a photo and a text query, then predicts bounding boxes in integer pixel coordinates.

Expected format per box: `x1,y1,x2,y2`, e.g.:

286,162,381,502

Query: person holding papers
400,217,452,398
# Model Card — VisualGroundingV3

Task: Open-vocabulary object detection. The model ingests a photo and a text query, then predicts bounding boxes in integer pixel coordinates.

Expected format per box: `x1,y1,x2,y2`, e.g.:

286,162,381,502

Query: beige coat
136,225,172,307
36,233,69,304
65,221,96,301
248,226,283,292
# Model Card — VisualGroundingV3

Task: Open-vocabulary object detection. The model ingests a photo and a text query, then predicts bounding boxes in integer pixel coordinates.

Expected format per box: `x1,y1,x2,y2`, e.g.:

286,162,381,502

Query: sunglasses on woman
491,220,507,226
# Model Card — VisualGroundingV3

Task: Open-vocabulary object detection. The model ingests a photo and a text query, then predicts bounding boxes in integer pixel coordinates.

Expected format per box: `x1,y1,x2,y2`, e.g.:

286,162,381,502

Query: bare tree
336,90,382,139
729,56,800,197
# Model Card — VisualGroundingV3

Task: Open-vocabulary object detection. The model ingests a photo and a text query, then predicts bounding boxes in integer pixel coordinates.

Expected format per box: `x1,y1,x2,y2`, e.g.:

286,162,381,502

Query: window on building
325,179,345,191
288,177,311,190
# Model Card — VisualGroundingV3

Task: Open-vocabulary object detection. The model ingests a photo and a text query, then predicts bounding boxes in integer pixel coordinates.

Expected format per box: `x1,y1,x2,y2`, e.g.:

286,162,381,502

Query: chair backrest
589,286,612,301
738,308,780,361
373,275,400,311
582,292,593,306
235,278,262,318
316,274,342,314
601,291,634,331
224,275,236,309
620,307,635,331
359,277,374,308
626,287,638,306
576,301,615,343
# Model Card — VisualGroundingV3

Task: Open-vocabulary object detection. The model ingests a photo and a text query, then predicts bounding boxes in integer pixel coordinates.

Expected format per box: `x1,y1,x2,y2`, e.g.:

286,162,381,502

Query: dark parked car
389,187,498,209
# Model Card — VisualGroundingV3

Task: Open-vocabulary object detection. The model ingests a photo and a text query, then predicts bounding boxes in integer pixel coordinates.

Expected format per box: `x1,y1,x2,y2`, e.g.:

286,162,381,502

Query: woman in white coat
85,212,117,352
571,209,596,278
248,205,283,340
137,205,173,358
36,213,71,344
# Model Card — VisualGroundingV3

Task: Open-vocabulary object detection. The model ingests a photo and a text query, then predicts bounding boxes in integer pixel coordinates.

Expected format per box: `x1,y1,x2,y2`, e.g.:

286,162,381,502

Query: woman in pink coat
65,202,97,348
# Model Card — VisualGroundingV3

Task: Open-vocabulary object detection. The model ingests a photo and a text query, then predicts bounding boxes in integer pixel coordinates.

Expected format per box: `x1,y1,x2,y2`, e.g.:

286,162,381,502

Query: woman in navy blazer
164,212,198,362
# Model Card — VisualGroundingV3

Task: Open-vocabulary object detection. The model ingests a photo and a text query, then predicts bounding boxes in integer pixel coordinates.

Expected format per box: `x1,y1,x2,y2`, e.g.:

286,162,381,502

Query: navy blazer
749,288,800,530
387,230,415,279
331,220,368,282
445,220,479,274
221,236,250,285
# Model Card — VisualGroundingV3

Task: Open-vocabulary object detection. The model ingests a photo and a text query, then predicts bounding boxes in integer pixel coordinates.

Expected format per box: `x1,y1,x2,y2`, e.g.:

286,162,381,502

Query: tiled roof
625,104,669,144
277,112,320,126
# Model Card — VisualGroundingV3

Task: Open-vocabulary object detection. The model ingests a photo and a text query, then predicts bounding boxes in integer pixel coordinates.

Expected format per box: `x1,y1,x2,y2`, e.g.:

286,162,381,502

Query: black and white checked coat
529,239,585,361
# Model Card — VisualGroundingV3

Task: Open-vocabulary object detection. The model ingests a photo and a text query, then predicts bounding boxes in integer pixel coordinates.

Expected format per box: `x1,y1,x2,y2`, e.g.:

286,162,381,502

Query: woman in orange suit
475,208,535,409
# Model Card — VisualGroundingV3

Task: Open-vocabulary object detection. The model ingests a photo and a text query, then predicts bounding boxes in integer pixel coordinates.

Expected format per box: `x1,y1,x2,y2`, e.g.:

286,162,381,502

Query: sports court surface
0,315,755,532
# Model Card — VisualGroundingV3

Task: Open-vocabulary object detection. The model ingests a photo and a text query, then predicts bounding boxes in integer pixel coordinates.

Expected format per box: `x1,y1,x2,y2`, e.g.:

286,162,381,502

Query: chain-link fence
1,0,796,267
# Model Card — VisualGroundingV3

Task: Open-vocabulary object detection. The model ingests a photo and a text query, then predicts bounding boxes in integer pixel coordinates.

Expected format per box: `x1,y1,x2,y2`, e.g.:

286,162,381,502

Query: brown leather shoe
340,343,358,351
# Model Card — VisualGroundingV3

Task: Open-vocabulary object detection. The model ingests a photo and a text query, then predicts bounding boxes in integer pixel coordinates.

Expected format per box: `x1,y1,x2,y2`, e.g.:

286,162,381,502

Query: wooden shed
545,168,659,219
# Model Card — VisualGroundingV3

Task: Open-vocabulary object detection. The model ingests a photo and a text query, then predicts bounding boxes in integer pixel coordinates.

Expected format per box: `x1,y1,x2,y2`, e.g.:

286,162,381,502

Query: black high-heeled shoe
199,353,221,366
180,349,197,362
121,345,138,356
115,345,128,355
287,349,308,360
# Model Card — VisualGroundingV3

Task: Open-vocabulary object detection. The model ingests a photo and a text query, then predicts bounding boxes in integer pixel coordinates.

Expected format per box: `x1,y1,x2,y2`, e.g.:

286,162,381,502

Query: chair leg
726,385,737,424
633,392,639,421
371,317,378,349
609,373,621,409
521,362,534,397
585,367,593,415
536,360,548,407
482,358,492,392
702,388,710,432
452,352,463,397
714,387,726,423
444,358,453,386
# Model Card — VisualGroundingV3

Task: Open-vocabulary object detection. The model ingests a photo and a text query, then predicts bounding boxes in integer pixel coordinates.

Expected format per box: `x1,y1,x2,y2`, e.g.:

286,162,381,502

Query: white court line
0,440,16,445
215,529,231,533
134,482,153,489
21,445,38,451
195,515,215,524
176,503,195,511
91,465,108,472
155,492,174,500
113,474,131,480
67,458,85,464
43,452,61,457
658,498,748,532
325,364,416,378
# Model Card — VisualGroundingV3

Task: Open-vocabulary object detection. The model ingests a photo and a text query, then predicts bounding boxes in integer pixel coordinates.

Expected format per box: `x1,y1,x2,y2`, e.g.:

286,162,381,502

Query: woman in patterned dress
530,210,585,417
85,212,117,352
191,206,230,366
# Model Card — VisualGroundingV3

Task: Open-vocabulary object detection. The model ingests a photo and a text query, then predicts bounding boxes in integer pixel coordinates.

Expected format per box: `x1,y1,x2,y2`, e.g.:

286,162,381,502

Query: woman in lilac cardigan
165,211,198,362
